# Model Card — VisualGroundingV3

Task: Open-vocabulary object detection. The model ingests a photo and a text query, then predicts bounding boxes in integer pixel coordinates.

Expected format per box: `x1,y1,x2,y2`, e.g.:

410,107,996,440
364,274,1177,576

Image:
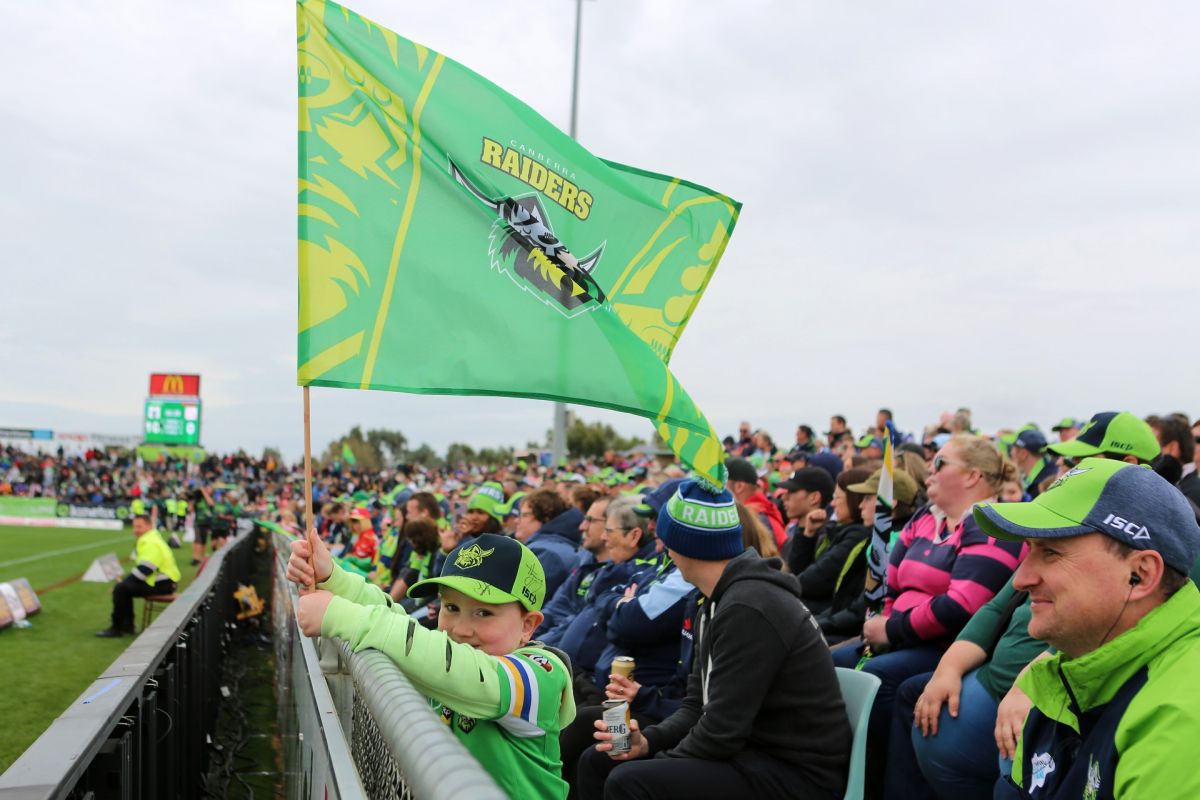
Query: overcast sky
2,1,1197,460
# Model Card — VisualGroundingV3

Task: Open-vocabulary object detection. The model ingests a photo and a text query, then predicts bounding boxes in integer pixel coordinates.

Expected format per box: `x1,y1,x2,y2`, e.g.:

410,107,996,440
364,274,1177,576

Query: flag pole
551,0,585,468
303,385,317,589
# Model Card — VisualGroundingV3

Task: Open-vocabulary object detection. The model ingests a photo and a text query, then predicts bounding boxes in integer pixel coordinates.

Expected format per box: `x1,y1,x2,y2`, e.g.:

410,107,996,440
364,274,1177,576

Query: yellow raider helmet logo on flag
453,543,495,569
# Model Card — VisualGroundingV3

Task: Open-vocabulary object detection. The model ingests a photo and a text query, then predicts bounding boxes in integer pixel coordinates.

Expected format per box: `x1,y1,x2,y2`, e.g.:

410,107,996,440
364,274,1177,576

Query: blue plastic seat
836,666,882,800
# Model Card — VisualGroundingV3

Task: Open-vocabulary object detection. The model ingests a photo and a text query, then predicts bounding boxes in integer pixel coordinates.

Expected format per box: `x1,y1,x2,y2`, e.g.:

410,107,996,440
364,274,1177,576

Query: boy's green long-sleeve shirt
320,564,574,800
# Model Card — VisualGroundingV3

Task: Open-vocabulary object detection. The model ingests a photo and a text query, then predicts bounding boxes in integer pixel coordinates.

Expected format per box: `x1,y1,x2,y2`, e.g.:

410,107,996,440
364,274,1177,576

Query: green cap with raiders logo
408,533,546,610
973,457,1200,574
1047,411,1160,463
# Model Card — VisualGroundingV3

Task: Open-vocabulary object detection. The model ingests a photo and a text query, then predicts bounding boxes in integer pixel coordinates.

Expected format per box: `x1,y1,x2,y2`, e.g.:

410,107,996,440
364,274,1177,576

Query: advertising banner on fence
56,503,132,521
136,445,207,464
0,497,57,518
0,498,128,530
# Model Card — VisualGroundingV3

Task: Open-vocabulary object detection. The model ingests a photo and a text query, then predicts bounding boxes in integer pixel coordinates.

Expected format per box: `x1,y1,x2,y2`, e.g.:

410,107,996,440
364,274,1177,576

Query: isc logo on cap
1104,513,1150,541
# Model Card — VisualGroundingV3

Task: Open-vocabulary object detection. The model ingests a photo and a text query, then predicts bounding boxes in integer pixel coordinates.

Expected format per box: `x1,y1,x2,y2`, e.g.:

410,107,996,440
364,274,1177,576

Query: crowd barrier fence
272,533,506,800
0,527,257,799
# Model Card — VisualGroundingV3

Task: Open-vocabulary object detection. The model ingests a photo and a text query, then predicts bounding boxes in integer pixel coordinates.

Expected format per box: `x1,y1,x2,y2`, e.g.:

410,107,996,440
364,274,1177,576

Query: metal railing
0,527,258,799
1,531,507,800
272,534,506,800
272,538,365,800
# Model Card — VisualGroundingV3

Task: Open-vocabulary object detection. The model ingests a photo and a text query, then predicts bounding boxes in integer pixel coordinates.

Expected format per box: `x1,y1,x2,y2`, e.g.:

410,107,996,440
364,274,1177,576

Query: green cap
466,481,506,522
1046,411,1160,463
973,458,1200,574
409,533,546,610
848,468,921,506
495,490,527,519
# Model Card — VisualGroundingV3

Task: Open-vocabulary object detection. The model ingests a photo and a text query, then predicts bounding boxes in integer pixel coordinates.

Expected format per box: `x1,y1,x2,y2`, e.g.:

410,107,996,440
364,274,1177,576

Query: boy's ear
521,609,544,643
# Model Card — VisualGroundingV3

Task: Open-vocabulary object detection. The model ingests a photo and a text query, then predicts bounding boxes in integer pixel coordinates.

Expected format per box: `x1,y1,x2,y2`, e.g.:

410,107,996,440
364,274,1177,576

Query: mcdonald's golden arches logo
149,373,201,397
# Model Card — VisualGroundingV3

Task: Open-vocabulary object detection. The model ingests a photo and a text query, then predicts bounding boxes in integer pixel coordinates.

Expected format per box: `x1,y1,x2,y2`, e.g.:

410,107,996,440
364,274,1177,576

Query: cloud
2,0,1197,462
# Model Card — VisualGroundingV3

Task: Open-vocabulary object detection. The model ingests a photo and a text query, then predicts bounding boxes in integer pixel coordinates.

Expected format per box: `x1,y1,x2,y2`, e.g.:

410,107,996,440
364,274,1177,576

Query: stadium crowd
9,406,1200,798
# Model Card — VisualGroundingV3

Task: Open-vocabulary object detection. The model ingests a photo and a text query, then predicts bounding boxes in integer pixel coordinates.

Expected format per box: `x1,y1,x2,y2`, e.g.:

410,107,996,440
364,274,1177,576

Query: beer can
602,699,631,754
611,656,636,681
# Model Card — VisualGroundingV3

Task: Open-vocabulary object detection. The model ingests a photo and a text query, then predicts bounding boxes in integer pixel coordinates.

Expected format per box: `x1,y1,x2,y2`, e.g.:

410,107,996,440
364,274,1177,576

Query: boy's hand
605,673,641,704
287,531,332,589
592,717,648,761
297,590,334,636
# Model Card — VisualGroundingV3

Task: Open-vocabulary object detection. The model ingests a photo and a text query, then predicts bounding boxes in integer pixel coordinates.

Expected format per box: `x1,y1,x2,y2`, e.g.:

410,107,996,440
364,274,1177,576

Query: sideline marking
0,536,129,570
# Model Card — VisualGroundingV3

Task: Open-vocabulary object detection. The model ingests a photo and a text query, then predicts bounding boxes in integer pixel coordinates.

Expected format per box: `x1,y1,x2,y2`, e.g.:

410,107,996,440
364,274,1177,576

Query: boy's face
437,587,543,657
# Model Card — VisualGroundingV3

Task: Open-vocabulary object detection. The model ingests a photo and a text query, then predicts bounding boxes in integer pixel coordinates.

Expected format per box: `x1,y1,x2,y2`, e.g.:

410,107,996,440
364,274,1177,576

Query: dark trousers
885,670,1001,800
563,706,665,800
576,745,830,800
111,575,176,631
883,671,938,800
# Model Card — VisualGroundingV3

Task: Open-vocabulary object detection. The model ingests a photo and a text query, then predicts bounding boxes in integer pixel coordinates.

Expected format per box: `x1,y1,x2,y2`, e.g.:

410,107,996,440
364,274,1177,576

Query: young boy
291,532,575,799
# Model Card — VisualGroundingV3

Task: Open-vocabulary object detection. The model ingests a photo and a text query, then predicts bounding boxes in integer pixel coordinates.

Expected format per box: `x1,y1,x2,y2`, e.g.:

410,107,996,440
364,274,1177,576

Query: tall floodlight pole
551,0,584,468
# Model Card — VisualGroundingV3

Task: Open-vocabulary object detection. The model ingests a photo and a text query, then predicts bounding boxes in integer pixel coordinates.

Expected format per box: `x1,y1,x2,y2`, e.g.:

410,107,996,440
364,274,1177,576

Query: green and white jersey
433,647,569,799
320,564,573,800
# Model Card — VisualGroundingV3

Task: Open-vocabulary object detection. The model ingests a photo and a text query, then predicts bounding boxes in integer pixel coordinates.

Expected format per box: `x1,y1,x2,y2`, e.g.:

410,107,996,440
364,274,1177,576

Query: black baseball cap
779,467,836,502
725,458,759,484
1012,429,1048,455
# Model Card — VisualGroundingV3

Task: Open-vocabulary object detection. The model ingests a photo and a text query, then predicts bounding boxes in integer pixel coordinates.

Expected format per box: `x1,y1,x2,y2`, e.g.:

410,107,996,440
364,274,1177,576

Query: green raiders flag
297,0,740,485
341,441,357,466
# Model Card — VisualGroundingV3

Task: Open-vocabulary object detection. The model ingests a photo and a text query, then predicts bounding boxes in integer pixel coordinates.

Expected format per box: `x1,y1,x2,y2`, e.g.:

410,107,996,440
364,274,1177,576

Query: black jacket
788,522,870,616
642,551,851,796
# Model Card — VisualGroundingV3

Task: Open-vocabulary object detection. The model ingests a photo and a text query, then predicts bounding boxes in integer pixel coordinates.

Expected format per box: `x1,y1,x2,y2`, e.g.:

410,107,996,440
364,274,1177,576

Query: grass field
0,525,204,771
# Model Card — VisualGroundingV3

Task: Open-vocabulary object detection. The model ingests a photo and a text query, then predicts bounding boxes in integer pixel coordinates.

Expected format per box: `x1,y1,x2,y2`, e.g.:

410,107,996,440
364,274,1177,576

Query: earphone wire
1098,581,1136,650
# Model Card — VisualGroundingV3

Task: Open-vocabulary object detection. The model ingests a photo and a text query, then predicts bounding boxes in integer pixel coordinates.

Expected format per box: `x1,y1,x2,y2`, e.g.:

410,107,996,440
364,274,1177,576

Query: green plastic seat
836,666,882,800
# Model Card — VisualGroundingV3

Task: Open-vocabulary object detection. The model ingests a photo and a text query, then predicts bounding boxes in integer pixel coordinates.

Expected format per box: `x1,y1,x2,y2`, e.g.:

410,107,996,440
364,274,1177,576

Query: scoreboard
143,399,201,445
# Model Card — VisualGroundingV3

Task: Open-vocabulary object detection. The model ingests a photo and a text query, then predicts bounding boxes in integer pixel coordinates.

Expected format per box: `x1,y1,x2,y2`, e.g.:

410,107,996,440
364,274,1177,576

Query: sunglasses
932,455,969,473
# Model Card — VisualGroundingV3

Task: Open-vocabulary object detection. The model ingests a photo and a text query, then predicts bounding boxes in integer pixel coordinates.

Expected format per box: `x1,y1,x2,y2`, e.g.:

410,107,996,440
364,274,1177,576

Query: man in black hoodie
578,478,851,800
